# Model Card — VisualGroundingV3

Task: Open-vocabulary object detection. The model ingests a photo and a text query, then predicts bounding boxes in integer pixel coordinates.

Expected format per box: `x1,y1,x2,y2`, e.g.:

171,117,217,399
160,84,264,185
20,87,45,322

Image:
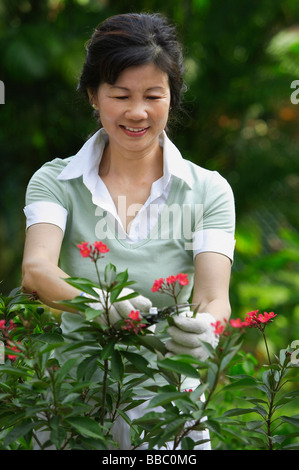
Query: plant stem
262,329,272,366
100,358,108,425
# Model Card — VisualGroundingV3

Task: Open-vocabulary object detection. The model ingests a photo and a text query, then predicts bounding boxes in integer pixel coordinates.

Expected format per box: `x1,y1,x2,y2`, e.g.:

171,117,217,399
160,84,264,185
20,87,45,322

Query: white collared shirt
24,128,235,261
25,129,192,243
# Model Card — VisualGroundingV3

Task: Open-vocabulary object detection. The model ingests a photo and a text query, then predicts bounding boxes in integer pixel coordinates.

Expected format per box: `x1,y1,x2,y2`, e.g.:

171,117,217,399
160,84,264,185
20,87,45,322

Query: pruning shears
143,303,199,325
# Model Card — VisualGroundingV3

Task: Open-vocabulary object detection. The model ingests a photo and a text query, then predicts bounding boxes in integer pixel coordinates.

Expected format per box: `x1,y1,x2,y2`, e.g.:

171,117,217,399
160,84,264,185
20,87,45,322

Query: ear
87,88,96,107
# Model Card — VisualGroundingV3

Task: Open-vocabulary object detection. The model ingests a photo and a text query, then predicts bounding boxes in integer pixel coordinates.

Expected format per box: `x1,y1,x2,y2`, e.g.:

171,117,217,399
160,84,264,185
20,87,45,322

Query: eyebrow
109,85,166,92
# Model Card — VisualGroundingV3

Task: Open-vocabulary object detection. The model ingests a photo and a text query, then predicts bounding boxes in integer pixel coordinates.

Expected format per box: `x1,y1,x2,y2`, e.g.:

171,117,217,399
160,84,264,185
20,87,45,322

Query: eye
115,96,128,100
146,96,160,100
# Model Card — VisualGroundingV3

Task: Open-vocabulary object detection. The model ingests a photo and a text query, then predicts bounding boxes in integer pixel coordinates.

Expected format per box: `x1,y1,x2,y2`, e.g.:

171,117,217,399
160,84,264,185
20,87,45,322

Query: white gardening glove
166,311,219,361
81,287,152,326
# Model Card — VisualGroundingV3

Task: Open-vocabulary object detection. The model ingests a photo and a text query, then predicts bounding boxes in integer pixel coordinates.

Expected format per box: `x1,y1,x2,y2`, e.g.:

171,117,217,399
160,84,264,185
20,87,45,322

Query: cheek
156,104,170,123
99,103,121,125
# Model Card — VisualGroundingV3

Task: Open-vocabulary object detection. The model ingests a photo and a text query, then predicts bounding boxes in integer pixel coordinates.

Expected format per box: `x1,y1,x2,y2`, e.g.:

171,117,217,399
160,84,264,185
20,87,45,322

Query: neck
99,138,163,184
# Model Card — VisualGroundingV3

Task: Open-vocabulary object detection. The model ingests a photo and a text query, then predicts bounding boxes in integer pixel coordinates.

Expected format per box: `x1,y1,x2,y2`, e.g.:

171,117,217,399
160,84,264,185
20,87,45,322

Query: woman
22,13,235,449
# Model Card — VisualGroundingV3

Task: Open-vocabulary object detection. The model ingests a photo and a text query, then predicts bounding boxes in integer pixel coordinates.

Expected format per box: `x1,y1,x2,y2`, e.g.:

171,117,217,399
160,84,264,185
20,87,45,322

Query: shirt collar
57,128,193,189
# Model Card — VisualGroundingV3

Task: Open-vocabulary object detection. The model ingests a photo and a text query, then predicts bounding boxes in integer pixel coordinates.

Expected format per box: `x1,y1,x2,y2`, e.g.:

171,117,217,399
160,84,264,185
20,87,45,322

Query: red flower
230,318,247,328
257,311,277,324
0,320,17,336
128,310,141,321
151,273,189,293
243,310,277,330
122,310,147,335
77,241,109,261
177,273,189,286
93,241,109,254
6,341,21,361
166,275,177,285
211,320,225,336
151,278,164,292
77,242,92,258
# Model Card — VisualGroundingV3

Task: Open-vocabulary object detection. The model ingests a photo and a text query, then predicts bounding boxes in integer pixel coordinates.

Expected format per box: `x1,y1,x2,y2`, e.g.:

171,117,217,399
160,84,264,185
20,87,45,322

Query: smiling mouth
120,125,149,134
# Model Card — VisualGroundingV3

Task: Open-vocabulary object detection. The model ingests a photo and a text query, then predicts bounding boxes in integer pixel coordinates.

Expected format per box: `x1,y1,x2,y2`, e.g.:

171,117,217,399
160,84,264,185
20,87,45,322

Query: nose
125,100,148,121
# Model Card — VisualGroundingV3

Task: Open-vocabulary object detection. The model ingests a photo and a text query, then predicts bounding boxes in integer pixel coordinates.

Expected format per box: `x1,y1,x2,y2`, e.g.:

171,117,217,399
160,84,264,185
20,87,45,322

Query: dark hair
78,13,185,122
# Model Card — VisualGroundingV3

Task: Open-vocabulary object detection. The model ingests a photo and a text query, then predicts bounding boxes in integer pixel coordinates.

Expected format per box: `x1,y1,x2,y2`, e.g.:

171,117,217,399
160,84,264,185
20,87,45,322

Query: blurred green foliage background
0,0,299,357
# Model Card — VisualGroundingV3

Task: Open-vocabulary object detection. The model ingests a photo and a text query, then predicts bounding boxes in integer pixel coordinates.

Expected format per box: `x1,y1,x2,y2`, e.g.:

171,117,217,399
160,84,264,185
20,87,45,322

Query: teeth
124,126,146,132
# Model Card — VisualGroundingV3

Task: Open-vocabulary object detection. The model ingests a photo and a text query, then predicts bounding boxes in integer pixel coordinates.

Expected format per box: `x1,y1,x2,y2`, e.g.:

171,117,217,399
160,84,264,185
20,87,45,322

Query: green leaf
159,417,186,442
101,340,116,360
223,376,258,390
200,340,216,357
157,357,200,379
4,421,37,446
121,351,154,378
223,408,256,417
0,366,32,378
114,269,129,284
76,354,99,381
132,333,167,355
189,383,209,402
219,344,242,371
148,392,191,408
63,277,101,297
207,362,218,389
246,420,265,430
280,415,299,427
84,307,105,321
104,263,116,286
181,436,195,449
57,357,78,382
50,426,67,449
66,417,105,440
114,291,139,303
111,349,124,382
34,332,64,344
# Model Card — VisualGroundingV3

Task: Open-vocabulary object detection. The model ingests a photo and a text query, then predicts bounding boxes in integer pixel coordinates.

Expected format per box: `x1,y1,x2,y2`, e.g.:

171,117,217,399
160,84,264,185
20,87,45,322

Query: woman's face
92,63,171,157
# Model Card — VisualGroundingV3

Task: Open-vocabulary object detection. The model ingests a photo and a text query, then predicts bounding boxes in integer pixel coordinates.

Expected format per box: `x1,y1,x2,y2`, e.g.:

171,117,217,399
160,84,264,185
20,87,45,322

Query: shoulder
185,159,233,197
29,157,73,182
25,157,74,206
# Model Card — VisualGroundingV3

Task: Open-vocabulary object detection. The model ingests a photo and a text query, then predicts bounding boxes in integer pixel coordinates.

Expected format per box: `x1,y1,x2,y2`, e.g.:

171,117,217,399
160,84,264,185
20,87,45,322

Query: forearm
22,261,81,312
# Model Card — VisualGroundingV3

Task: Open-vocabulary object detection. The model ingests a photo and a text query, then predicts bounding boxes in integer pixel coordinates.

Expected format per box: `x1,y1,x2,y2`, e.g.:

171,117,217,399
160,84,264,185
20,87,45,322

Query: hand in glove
81,287,152,326
166,311,219,361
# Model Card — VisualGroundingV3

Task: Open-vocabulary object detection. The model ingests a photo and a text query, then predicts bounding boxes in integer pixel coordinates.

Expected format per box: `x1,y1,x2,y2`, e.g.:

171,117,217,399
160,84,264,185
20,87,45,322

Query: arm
22,223,153,320
22,223,81,312
166,252,232,359
192,251,232,324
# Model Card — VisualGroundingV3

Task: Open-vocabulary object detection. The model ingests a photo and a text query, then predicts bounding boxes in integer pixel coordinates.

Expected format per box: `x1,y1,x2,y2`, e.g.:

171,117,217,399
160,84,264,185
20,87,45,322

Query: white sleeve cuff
23,201,68,233
192,229,235,262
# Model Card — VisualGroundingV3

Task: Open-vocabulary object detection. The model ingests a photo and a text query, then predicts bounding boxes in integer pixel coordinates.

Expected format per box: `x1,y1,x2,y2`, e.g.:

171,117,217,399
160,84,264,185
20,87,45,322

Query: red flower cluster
209,310,277,337
77,241,109,261
244,310,277,328
211,320,225,336
0,320,21,361
230,318,247,328
230,310,277,331
6,341,21,361
122,310,147,335
151,273,189,293
0,319,17,335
